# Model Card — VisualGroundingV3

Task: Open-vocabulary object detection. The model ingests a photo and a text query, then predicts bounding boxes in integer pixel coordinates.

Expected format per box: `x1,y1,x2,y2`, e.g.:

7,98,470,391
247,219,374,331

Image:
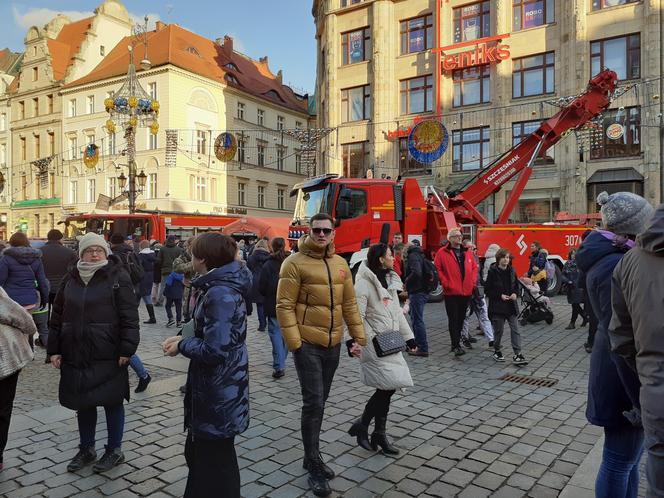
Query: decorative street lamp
105,16,159,213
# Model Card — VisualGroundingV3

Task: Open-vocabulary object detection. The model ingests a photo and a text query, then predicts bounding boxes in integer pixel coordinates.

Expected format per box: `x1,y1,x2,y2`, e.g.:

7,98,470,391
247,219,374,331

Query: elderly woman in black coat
562,248,587,330
48,232,139,474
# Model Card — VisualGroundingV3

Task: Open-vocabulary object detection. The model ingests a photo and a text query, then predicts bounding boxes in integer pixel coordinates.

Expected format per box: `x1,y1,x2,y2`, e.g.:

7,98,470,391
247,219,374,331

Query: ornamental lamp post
104,16,159,214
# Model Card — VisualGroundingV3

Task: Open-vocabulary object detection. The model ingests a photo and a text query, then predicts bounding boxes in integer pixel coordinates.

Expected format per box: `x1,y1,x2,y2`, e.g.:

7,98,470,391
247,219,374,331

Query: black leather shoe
272,370,285,379
306,459,332,497
93,447,124,473
135,374,151,393
67,446,97,472
348,419,373,451
468,336,478,343
462,339,473,349
453,346,465,356
303,455,335,480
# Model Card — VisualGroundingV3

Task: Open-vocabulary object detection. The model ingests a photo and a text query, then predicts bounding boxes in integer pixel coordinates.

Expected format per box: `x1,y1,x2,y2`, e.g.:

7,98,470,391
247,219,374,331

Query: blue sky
3,0,317,94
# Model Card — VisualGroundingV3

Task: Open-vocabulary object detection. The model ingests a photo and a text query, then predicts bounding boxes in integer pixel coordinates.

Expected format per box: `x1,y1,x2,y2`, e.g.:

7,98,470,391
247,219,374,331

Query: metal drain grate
499,373,558,388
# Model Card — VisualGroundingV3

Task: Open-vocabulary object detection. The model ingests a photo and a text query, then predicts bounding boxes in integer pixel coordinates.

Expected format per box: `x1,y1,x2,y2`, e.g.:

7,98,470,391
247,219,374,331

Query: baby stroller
517,279,554,325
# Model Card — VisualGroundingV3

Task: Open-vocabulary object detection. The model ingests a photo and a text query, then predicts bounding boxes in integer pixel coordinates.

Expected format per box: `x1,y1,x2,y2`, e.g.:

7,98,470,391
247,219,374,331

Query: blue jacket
247,248,270,304
163,271,184,300
178,260,252,439
137,250,156,297
0,246,50,307
576,231,641,428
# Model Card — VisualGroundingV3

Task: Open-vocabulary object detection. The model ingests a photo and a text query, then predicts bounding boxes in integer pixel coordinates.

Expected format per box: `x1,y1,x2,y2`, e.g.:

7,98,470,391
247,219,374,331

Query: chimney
155,21,166,31
259,56,269,65
222,35,233,55
276,70,283,84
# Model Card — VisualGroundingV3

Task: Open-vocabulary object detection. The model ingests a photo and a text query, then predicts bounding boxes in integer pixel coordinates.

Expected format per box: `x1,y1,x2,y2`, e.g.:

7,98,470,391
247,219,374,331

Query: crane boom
447,69,618,225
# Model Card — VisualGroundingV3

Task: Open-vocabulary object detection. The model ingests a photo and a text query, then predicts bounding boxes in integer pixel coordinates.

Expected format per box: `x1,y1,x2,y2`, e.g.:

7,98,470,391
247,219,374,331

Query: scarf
77,260,108,285
597,229,636,250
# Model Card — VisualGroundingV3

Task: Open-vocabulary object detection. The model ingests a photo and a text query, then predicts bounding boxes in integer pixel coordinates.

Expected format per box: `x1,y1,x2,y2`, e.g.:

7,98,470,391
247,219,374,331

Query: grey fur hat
597,191,654,236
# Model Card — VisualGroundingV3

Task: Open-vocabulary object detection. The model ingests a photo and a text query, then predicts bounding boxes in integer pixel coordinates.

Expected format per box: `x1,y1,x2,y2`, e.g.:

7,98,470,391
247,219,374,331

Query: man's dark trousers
444,295,470,349
293,342,341,460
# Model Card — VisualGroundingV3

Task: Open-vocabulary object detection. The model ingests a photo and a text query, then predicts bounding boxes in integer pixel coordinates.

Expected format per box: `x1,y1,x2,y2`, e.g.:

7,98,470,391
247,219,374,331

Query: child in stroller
517,277,554,325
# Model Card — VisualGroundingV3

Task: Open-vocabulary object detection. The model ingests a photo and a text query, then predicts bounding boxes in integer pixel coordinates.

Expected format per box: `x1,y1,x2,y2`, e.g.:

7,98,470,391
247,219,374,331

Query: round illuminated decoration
606,123,625,140
408,120,449,164
83,144,99,169
214,132,237,162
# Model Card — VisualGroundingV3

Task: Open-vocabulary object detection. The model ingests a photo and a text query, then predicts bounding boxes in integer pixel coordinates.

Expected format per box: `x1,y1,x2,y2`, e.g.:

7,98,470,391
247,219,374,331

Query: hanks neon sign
440,34,511,72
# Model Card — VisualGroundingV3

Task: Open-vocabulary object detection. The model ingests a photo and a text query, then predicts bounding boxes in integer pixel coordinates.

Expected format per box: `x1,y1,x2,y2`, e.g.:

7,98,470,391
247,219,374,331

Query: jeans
293,342,341,460
77,404,125,450
129,354,149,379
32,309,49,346
491,314,522,355
184,433,240,498
408,292,429,353
461,297,494,341
267,317,288,371
444,295,470,349
140,294,152,306
166,297,182,323
596,425,644,498
256,303,267,330
152,280,166,305
362,389,395,426
0,371,20,463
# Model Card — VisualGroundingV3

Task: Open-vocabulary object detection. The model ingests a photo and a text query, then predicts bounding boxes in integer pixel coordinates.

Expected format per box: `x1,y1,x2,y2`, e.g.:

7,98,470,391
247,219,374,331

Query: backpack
422,258,440,294
116,251,145,285
545,260,556,281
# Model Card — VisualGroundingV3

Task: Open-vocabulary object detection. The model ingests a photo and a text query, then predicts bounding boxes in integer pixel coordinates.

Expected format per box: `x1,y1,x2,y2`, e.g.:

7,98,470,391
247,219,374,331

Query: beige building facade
313,0,663,222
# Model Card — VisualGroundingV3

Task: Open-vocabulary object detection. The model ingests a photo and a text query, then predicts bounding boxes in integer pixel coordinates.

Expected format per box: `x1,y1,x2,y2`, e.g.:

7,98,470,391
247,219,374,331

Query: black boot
143,304,156,324
370,417,400,455
565,321,575,330
303,453,335,480
306,459,332,497
348,419,373,451
580,314,588,327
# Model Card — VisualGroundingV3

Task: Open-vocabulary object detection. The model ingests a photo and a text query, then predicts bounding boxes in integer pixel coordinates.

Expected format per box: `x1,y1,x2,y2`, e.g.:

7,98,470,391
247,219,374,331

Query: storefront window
341,28,371,65
587,179,643,213
342,141,370,177
453,126,490,172
341,85,371,122
453,1,490,43
400,75,433,114
589,107,640,160
398,137,431,176
512,120,555,163
517,197,560,223
453,66,490,107
400,15,434,54
513,52,554,98
513,0,554,30
591,0,638,10
591,34,640,80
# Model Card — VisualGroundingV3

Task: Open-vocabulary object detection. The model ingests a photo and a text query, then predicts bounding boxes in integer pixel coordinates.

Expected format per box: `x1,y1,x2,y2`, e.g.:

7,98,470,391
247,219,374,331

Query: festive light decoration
105,119,116,133
151,100,160,112
214,132,237,161
104,97,115,110
128,96,138,108
83,144,100,169
150,120,159,135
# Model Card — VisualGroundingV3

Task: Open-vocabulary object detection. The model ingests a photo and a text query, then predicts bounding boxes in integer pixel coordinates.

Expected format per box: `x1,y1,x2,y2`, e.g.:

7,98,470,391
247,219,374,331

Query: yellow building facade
313,0,663,222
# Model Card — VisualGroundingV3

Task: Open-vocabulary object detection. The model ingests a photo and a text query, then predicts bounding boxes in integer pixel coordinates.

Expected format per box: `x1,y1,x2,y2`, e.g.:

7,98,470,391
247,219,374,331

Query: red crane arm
447,69,618,225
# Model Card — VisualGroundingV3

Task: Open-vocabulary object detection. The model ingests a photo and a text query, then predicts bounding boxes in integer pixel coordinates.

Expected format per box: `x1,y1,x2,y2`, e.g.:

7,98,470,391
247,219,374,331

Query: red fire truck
62,211,238,244
288,69,618,297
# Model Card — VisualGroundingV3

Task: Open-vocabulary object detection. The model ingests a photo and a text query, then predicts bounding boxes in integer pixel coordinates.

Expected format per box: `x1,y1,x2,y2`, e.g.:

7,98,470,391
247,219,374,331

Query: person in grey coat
610,202,664,497
348,243,415,456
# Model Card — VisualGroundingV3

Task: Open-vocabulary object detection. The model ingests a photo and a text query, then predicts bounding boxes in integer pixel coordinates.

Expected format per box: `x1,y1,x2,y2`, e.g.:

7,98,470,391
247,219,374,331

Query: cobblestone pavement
2,297,647,497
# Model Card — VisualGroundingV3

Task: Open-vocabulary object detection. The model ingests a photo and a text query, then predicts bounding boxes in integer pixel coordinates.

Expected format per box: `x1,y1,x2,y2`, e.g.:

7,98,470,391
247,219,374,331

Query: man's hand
510,293,518,301
350,342,362,358
118,356,130,366
51,354,62,369
501,294,510,301
162,336,182,357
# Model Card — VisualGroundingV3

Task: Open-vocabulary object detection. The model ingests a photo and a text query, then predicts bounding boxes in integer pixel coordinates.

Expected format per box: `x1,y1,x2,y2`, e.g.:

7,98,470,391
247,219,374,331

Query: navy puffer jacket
178,260,252,439
576,231,641,428
247,249,270,304
138,249,156,297
0,246,50,306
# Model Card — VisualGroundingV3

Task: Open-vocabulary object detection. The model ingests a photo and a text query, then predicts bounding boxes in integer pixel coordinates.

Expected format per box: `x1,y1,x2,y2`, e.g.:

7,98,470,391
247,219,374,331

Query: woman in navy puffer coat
0,232,49,308
162,233,251,498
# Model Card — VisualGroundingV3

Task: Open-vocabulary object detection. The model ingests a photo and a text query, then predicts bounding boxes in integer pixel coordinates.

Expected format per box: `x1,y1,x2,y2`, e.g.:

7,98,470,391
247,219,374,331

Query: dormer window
224,63,240,72
225,74,240,85
185,46,200,56
265,90,284,102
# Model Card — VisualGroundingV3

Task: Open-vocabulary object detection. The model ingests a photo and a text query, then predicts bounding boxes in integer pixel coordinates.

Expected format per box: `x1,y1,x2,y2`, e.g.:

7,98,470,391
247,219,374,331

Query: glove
622,407,643,428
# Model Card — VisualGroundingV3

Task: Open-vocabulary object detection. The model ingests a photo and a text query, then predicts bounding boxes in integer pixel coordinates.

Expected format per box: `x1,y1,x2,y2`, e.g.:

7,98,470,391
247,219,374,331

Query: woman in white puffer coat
348,243,415,456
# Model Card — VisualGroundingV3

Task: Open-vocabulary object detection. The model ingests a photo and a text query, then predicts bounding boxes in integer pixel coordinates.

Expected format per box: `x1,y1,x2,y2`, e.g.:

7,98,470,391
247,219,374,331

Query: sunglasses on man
311,227,333,235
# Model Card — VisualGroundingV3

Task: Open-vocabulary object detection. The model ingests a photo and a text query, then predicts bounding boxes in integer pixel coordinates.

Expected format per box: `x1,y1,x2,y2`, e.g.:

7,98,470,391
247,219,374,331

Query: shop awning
587,167,643,184
222,216,291,240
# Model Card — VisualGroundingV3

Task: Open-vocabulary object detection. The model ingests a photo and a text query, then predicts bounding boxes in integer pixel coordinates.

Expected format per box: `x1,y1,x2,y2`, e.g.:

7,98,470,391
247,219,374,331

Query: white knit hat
78,232,110,257
597,191,655,236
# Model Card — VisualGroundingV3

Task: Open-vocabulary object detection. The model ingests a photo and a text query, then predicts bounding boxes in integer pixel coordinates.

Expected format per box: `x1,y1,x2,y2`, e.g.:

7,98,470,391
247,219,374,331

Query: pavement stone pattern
2,296,648,497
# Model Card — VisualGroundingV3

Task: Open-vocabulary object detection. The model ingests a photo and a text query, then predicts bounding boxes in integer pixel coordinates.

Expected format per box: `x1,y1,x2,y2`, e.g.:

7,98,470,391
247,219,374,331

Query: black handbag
372,330,406,357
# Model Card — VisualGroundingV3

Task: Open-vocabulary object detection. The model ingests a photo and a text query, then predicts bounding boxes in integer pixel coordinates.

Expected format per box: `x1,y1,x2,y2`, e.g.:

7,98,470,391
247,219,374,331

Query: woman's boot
143,304,156,324
370,417,400,455
348,419,373,451
565,321,575,330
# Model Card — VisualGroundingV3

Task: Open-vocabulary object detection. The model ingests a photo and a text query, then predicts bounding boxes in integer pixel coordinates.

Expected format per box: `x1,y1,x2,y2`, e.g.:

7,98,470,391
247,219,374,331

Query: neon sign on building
440,34,511,71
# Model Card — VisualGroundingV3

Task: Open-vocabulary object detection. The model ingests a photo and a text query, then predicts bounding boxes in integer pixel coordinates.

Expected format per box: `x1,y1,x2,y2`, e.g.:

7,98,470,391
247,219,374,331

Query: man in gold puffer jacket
277,213,365,497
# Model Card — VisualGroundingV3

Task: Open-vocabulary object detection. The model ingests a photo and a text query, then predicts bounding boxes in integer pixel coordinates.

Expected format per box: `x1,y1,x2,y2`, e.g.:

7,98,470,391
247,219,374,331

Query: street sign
96,194,112,211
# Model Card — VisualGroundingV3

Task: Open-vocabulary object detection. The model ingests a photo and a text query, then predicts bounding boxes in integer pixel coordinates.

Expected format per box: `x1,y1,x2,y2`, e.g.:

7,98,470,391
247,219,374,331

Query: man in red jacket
434,228,478,356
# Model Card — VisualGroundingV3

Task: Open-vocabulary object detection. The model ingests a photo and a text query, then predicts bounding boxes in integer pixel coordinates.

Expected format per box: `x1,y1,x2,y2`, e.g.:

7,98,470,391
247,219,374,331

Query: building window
87,134,95,145
257,109,265,126
86,179,96,203
100,45,105,56
238,182,246,205
34,135,40,158
18,101,25,120
33,98,39,117
257,185,265,208
453,127,490,172
0,144,5,166
149,131,158,150
0,113,5,130
295,152,303,174
107,177,116,198
513,120,554,163
513,0,554,31
148,82,157,100
277,147,285,170
453,66,490,107
277,188,285,210
400,15,434,54
400,76,433,115
277,115,285,130
47,94,53,114
237,102,245,120
108,132,116,155
341,85,371,122
399,137,431,176
453,1,490,43
512,52,555,99
148,173,157,199
21,174,27,199
590,107,640,160
196,130,207,155
340,0,362,6
87,95,95,114
237,138,245,163
20,137,26,160
49,174,55,198
69,99,76,117
341,27,371,65
295,120,303,129
69,137,78,159
210,177,217,202
196,176,207,201
48,132,55,155
70,180,78,204
32,67,38,81
592,0,637,10
591,34,640,81
257,142,266,166
342,141,369,178
517,196,560,223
